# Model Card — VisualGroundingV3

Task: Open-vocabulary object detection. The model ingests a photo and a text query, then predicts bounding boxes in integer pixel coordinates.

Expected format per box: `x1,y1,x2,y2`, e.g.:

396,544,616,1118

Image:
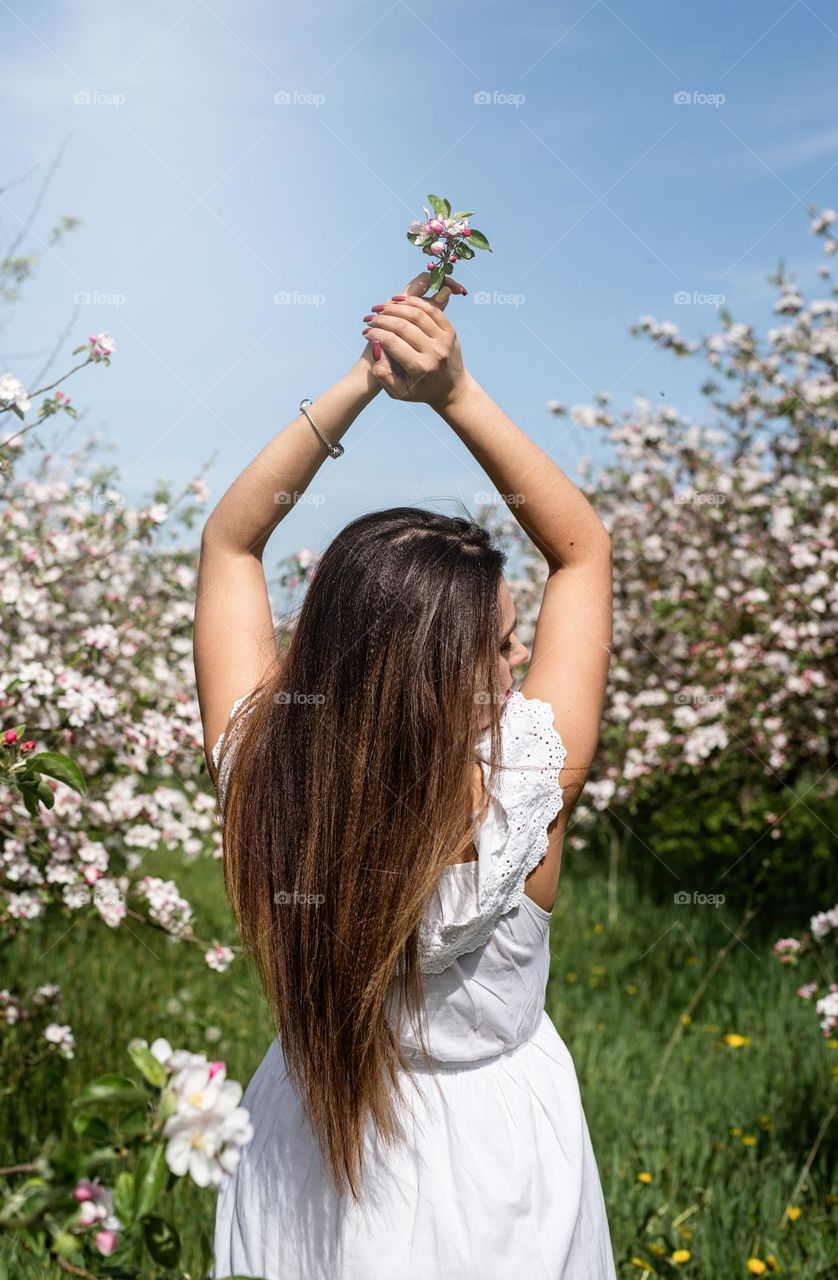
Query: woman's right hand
361,272,469,410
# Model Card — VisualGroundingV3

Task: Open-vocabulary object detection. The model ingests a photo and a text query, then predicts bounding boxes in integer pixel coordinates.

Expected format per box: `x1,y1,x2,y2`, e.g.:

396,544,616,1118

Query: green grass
1,848,836,1278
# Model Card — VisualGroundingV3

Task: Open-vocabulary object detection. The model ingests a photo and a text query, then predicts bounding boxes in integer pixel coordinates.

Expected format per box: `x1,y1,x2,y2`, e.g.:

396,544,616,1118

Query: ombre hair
218,506,508,1198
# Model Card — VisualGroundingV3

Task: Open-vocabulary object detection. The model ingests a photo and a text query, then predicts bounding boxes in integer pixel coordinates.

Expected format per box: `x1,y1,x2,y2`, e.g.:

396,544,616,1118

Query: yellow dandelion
730,1126,743,1137
566,972,578,983
630,1259,648,1270
680,1014,692,1025
636,1171,653,1184
746,1260,767,1276
758,1115,773,1131
594,923,605,934
591,964,607,975
626,984,638,995
723,1033,749,1048
671,1248,691,1264
649,1243,666,1257
827,1038,838,1049
742,1134,758,1146
765,1255,779,1271
677,1226,693,1241
787,1205,801,1221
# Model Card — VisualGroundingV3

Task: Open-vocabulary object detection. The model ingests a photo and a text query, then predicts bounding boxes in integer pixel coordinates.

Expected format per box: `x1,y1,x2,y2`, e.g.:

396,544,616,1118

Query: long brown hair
219,506,507,1198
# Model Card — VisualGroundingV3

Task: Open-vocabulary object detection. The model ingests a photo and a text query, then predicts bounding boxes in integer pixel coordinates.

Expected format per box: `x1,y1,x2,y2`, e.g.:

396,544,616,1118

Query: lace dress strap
211,693,256,810
418,691,567,974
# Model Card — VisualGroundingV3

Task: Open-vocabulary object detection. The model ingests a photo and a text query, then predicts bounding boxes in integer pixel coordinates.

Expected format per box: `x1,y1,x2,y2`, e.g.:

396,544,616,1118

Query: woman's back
212,690,617,1279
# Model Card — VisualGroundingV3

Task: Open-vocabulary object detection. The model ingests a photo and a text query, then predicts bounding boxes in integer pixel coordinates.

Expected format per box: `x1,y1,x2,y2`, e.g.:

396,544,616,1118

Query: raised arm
439,374,612,815
362,296,613,825
193,354,381,774
194,274,467,774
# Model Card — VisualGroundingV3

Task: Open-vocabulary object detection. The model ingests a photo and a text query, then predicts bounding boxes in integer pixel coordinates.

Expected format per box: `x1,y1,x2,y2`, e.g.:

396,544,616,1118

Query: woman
195,271,616,1279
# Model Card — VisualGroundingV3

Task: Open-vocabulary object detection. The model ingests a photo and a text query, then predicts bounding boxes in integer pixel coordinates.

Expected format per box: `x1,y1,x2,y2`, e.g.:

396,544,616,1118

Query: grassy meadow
1,845,835,1278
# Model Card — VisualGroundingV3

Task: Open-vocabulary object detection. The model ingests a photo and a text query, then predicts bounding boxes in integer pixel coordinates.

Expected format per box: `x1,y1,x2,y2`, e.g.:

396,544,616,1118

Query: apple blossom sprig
0,1034,255,1277
772,903,836,1039
406,193,491,294
1,724,86,817
0,330,115,462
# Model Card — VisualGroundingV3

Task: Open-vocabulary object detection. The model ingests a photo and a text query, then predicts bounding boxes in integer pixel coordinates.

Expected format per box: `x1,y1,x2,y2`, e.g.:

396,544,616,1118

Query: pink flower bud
95,1230,118,1256
462,228,471,236
427,219,445,234
20,740,36,753
430,240,446,256
4,730,17,745
208,1060,226,1079
73,1179,96,1202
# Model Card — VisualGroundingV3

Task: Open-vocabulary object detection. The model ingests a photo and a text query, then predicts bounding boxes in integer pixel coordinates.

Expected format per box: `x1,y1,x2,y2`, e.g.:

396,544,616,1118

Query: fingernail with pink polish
363,314,374,321
371,304,386,312
372,341,382,360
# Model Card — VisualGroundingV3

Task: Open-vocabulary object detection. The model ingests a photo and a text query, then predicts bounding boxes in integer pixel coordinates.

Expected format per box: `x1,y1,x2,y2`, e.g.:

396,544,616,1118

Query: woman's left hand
360,272,467,407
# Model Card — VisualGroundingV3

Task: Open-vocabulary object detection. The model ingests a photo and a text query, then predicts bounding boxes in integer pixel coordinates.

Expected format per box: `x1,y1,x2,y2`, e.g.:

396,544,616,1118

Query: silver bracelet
299,399,345,459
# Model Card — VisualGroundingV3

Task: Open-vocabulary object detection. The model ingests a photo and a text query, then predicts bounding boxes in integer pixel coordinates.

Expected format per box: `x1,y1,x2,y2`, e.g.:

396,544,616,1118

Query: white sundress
211,690,618,1280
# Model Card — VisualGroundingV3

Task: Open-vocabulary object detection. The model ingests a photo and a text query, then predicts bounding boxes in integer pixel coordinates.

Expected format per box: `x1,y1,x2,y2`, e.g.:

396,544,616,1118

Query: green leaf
72,1075,148,1110
454,243,475,260
29,751,86,794
428,264,446,293
70,1111,112,1141
133,1144,168,1219
113,1171,134,1225
21,786,39,818
36,779,55,809
467,229,492,252
427,194,451,219
451,210,475,219
142,1215,181,1268
127,1042,168,1089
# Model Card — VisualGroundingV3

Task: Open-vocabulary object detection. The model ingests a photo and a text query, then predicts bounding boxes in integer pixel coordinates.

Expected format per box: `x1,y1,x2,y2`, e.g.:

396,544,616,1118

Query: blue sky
1,0,836,556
